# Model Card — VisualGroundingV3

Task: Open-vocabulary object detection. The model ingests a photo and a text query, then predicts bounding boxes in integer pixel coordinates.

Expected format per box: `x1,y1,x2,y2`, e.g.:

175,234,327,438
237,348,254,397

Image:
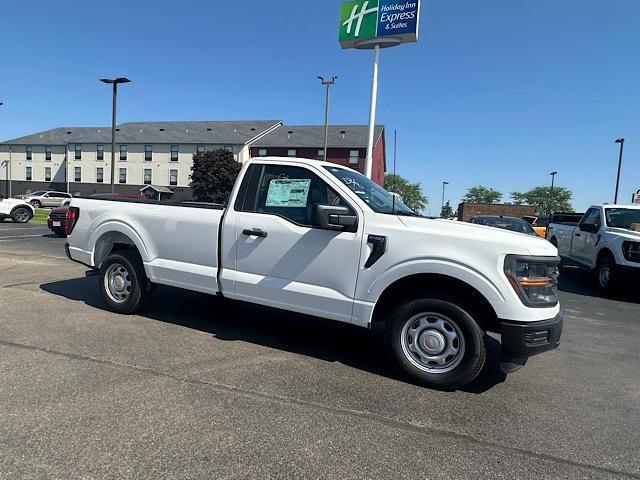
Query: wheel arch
10,203,35,216
370,273,500,334
91,223,150,269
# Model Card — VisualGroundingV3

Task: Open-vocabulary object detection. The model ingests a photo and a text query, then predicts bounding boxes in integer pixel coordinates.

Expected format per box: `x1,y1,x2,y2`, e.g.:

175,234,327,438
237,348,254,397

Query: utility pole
100,78,131,193
317,76,337,162
547,171,557,238
441,181,449,217
614,138,625,204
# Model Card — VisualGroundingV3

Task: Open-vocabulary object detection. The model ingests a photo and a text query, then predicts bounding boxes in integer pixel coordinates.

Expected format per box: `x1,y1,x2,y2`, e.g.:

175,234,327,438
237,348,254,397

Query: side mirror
312,204,357,231
580,223,599,234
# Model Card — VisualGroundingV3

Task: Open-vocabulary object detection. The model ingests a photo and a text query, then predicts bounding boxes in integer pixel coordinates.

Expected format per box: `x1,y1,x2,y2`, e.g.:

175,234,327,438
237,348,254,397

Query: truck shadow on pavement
40,275,506,393
558,265,640,304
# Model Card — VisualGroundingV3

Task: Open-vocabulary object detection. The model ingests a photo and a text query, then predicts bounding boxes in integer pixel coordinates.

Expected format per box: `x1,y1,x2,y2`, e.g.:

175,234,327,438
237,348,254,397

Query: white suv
17,191,72,208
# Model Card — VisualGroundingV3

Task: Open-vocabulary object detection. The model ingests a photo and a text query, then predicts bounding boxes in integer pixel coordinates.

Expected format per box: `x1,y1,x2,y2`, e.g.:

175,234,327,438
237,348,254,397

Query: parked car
0,194,35,223
16,191,72,208
547,204,640,291
48,194,144,237
65,157,562,390
468,215,539,237
522,215,549,238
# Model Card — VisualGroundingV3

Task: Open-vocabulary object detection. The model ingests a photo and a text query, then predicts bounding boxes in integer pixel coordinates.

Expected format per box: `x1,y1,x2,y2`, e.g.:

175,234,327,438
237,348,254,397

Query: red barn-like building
250,125,386,186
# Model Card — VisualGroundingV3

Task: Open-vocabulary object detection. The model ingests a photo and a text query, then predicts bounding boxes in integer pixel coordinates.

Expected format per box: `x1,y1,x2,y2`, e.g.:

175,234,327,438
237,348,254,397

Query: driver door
572,208,601,267
232,163,363,323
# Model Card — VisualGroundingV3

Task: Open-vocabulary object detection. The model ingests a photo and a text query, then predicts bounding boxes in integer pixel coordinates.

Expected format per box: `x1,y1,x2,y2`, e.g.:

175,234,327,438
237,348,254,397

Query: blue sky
1,0,638,212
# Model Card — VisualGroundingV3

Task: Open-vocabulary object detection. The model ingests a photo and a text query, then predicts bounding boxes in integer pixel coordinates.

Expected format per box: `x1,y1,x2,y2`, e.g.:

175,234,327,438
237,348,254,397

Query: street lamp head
615,138,624,144
317,75,338,85
550,171,558,176
100,77,131,84
443,181,449,185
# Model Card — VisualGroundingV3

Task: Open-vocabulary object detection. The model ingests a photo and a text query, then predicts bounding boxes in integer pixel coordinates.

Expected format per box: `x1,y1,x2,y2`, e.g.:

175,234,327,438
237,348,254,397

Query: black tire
52,228,67,237
98,250,151,314
387,295,486,390
11,206,33,224
595,252,616,292
30,200,41,208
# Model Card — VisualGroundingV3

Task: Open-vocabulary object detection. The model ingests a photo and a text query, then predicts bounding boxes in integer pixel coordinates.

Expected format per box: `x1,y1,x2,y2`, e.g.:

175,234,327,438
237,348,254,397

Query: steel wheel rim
104,263,132,304
400,313,466,374
14,209,30,223
599,263,610,288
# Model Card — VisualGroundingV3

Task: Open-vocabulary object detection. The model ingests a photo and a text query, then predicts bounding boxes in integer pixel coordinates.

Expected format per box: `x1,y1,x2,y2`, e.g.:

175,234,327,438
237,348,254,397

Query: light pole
546,171,557,237
441,181,449,217
317,76,337,162
100,77,131,193
614,138,625,204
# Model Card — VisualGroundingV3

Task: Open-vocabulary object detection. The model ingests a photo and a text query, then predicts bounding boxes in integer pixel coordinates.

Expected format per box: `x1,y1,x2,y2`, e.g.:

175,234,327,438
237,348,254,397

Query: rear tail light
65,207,80,236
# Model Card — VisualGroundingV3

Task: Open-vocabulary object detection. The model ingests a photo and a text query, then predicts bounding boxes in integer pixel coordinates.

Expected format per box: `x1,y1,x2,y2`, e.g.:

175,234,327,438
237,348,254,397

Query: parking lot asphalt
1,222,639,479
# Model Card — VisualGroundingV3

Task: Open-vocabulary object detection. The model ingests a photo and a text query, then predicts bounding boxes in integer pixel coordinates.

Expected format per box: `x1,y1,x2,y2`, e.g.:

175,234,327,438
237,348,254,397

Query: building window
144,168,152,185
45,167,51,182
26,146,32,161
169,169,178,186
316,149,325,161
197,145,205,155
45,146,52,161
258,149,267,157
96,167,104,183
120,145,127,161
348,150,359,165
145,145,152,161
287,149,296,157
75,144,82,160
97,145,104,161
74,167,81,182
119,168,127,184
171,145,179,162
26,166,32,181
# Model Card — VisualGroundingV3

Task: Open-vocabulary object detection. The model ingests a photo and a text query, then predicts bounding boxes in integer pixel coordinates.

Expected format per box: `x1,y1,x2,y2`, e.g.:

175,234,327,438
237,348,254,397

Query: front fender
365,258,506,305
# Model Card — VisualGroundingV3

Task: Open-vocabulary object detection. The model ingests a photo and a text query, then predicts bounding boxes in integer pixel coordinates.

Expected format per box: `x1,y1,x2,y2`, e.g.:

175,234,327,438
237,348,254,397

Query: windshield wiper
392,210,422,217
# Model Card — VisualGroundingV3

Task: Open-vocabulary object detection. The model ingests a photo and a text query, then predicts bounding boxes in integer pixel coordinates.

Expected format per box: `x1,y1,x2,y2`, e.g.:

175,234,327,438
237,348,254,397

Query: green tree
440,200,454,219
510,187,573,215
189,149,241,203
384,173,428,212
462,185,502,204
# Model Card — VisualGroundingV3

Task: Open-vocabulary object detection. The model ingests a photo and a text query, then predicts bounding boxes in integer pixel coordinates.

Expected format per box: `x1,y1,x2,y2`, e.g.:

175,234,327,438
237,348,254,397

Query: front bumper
500,312,563,373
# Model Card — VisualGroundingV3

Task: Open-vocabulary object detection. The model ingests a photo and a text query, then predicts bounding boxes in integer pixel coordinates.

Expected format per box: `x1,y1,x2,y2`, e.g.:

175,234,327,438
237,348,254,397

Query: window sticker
265,179,311,207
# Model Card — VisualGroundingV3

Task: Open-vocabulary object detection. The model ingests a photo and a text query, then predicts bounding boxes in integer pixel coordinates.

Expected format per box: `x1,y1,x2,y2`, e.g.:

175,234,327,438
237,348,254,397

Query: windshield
324,166,419,216
476,217,537,235
605,208,640,229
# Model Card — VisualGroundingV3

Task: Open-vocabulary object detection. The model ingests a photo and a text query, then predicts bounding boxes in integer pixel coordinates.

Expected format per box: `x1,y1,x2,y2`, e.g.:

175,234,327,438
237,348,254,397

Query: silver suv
18,191,72,208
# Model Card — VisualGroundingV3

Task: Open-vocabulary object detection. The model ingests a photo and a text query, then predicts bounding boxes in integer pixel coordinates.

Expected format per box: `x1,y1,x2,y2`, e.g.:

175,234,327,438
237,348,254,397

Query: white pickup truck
65,157,563,389
547,204,640,291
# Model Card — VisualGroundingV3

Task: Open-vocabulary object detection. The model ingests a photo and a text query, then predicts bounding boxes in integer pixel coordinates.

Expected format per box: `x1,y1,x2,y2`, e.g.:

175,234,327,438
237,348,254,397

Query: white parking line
0,234,47,240
0,228,49,232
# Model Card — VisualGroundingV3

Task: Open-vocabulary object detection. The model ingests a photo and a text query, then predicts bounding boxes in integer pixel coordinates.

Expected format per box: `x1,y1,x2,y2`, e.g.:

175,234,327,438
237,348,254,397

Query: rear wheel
595,253,616,292
98,250,151,314
30,200,41,208
387,295,486,390
11,207,33,223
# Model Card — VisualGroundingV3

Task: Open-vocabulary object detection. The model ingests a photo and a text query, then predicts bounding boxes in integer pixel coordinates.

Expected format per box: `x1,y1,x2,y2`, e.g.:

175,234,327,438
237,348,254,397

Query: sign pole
365,44,380,179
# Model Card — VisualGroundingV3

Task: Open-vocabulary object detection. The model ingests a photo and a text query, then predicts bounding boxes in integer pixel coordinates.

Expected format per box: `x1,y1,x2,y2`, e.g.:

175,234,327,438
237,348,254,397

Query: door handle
574,233,581,237
243,228,268,238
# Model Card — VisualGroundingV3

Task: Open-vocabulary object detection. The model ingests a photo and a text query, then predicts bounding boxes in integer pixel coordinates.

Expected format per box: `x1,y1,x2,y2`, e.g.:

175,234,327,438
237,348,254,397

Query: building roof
253,125,384,149
1,120,283,146
140,185,174,194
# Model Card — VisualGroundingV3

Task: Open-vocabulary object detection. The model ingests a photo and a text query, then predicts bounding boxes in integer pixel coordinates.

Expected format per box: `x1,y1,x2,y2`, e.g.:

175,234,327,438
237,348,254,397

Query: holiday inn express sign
339,0,420,49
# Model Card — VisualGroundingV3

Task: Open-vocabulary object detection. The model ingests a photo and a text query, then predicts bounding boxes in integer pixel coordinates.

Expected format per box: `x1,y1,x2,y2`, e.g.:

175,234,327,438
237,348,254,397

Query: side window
581,208,601,229
240,164,351,227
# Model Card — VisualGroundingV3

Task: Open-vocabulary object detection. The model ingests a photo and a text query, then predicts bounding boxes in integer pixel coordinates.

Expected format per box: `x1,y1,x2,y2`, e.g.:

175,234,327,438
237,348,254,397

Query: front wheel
388,296,486,390
11,207,33,223
98,250,151,314
595,254,616,292
30,200,41,208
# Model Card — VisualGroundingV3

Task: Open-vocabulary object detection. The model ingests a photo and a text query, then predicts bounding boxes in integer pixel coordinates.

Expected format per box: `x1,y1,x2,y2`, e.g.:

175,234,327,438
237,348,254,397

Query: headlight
504,255,560,308
622,241,640,263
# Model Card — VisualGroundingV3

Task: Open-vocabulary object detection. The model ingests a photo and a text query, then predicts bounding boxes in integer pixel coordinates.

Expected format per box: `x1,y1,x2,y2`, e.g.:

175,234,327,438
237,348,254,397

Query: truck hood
606,227,640,241
398,216,558,256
